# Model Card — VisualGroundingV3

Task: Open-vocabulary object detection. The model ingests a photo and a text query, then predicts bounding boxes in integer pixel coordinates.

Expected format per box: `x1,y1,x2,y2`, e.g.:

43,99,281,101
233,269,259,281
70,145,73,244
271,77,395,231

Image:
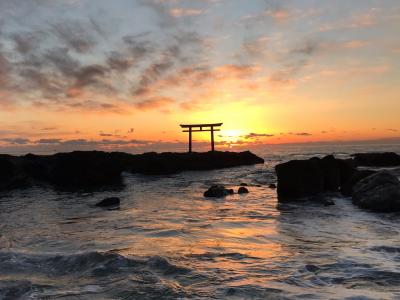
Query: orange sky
0,0,399,153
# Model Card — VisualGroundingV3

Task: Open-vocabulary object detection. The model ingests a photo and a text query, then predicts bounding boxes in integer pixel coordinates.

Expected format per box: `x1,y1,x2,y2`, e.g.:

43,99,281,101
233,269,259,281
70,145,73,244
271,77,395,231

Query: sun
220,129,244,143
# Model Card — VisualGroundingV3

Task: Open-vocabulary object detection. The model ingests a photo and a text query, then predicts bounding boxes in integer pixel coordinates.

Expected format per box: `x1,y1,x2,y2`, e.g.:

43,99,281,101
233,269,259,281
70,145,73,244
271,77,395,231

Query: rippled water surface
1,144,400,299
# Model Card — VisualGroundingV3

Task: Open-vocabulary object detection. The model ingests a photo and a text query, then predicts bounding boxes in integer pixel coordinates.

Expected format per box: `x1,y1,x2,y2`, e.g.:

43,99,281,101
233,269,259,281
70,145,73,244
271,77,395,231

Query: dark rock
320,155,341,191
275,158,324,200
96,197,120,207
268,183,277,189
50,151,125,188
353,152,400,167
352,171,400,212
130,150,264,175
341,169,376,196
240,183,248,186
0,150,264,191
275,155,358,201
305,264,319,272
238,187,249,194
0,156,16,190
337,158,357,187
0,155,28,190
323,199,335,206
204,185,232,198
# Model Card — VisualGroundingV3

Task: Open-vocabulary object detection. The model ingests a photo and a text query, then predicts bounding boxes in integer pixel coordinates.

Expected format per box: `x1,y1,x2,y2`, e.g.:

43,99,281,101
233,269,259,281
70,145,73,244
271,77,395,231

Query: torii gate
180,123,223,153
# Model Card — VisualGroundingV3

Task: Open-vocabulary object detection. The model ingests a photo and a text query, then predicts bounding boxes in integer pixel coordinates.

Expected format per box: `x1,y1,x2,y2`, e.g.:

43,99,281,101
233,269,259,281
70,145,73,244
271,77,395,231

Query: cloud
36,138,62,144
243,132,274,139
287,132,312,136
0,137,30,144
134,96,175,110
169,8,203,17
343,40,369,49
50,21,98,54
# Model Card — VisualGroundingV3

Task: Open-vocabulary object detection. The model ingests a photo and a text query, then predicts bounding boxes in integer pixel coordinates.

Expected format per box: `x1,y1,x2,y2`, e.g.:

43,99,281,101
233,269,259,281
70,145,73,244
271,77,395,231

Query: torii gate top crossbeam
180,123,223,129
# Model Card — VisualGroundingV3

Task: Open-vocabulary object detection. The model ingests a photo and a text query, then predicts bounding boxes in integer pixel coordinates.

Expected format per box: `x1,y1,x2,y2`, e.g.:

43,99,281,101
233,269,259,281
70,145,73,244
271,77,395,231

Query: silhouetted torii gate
180,123,223,153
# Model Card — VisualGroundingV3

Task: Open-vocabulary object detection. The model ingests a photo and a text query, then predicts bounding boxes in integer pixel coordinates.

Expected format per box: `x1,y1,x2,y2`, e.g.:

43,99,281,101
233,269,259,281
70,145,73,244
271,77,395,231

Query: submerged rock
238,187,249,194
352,171,400,212
96,197,121,207
353,152,400,167
204,185,233,198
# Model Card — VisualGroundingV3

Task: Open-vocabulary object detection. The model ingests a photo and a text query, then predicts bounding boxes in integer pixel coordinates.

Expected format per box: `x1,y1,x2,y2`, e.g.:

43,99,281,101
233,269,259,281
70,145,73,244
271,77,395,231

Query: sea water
0,143,399,299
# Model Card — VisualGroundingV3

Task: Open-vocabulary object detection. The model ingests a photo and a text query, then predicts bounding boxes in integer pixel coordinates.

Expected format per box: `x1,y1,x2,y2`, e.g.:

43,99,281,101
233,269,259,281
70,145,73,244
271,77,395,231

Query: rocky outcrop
204,185,234,197
128,151,264,175
352,171,400,212
0,156,17,190
353,152,400,167
49,152,125,188
0,150,264,191
275,155,356,200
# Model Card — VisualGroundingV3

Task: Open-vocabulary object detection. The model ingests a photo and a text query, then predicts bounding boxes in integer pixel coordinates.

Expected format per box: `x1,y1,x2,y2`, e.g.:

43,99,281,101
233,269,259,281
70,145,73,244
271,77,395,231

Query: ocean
0,143,400,300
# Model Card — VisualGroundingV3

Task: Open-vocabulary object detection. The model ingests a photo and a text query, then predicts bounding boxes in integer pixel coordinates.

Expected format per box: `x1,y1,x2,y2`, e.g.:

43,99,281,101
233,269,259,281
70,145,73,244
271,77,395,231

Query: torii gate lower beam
180,123,223,153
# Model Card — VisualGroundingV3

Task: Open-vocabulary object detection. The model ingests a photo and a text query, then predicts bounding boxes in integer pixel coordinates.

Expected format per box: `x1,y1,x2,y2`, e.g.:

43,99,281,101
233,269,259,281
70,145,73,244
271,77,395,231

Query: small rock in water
238,187,249,194
323,199,335,206
96,197,120,207
269,183,277,189
204,185,232,198
305,264,319,273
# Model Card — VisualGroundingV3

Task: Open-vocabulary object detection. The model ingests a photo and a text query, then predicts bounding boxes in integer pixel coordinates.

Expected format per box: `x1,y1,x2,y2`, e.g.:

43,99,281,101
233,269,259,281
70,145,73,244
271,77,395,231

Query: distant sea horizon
0,137,399,156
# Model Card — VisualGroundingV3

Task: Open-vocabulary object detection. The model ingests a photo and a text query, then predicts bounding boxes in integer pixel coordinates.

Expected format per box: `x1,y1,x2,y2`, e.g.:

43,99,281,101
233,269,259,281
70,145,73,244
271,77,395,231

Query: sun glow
220,129,244,143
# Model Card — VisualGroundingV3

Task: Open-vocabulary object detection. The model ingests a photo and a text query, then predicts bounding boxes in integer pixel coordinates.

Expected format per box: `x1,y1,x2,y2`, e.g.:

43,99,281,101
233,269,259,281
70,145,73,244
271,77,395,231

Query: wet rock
323,199,335,206
341,169,376,196
238,187,249,194
0,156,27,191
337,158,357,187
0,156,16,190
352,171,400,212
305,264,319,272
275,158,324,199
240,183,248,186
353,152,400,167
320,155,341,191
0,150,264,192
204,185,233,198
268,183,277,189
96,197,120,207
275,155,357,201
49,151,125,188
130,151,264,175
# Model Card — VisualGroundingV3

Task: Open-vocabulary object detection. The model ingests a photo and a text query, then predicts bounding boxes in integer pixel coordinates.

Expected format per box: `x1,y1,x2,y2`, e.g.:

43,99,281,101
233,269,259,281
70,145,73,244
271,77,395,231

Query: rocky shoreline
275,152,400,212
0,150,264,191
